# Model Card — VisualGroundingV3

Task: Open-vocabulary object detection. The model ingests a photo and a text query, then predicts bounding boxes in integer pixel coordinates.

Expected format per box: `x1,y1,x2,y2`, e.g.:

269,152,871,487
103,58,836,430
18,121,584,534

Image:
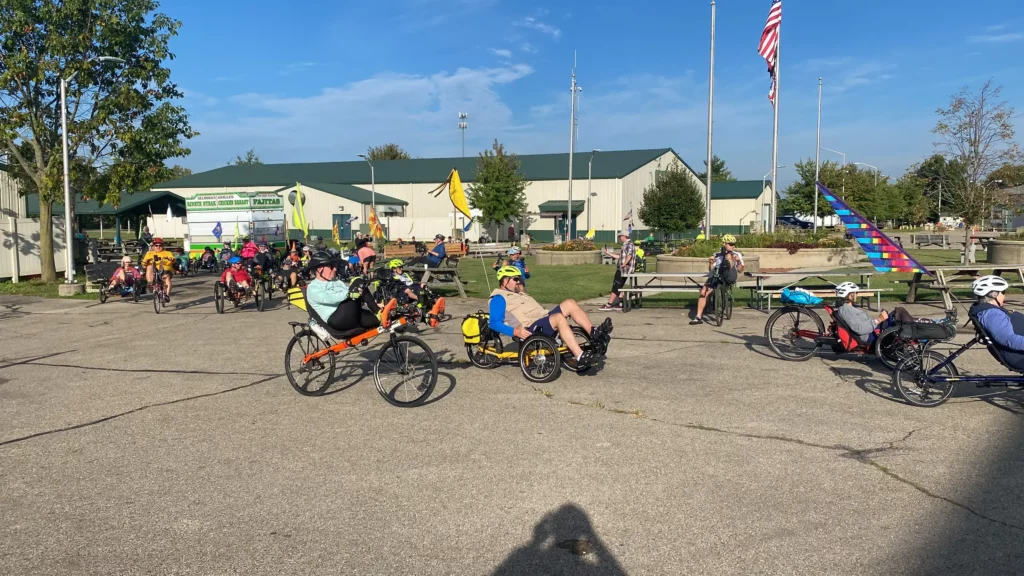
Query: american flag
758,0,782,106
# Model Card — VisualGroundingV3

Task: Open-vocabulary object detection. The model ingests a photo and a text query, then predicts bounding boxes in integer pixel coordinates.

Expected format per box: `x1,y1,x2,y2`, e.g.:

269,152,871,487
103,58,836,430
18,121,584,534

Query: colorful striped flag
758,0,782,106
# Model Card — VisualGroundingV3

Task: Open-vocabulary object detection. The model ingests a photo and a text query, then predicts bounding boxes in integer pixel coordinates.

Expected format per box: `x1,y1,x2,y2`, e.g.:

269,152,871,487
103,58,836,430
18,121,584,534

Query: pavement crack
0,374,282,448
16,361,280,378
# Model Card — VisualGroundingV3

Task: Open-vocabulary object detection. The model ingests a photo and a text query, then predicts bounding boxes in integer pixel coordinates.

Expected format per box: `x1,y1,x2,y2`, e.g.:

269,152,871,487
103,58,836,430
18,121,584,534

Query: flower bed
675,231,851,258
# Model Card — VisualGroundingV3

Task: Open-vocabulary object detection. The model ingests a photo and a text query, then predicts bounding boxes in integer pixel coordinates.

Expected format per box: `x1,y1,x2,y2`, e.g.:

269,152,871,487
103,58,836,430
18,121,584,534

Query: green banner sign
185,192,283,212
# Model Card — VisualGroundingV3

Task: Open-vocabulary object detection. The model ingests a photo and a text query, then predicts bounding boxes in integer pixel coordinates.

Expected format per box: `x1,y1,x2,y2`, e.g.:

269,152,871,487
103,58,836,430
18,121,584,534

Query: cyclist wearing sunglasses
488,266,611,373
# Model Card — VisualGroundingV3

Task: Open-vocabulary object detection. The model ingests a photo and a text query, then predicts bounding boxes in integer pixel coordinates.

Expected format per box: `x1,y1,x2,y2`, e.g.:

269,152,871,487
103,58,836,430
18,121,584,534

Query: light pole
587,149,600,232
458,112,467,157
852,162,880,186
821,147,846,197
356,154,376,229
61,55,124,284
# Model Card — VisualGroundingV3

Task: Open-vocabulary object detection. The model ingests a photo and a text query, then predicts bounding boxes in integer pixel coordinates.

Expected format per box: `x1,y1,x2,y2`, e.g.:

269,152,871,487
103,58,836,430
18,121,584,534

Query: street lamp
356,154,376,215
821,147,846,197
458,112,468,157
61,55,124,284
587,149,600,232
852,162,880,186
763,165,786,229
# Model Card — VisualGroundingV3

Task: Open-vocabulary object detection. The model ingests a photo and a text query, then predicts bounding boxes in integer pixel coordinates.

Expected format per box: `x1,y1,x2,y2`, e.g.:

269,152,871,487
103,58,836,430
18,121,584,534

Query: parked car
776,215,813,230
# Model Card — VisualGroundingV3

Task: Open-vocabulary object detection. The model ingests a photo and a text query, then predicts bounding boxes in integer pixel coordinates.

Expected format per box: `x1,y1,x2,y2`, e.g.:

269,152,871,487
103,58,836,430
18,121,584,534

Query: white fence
0,217,68,281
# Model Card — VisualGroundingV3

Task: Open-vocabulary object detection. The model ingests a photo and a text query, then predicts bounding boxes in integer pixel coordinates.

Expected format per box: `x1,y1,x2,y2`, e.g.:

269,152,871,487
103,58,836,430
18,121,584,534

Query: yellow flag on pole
292,182,309,240
332,220,340,246
585,229,595,240
369,207,385,239
448,169,473,219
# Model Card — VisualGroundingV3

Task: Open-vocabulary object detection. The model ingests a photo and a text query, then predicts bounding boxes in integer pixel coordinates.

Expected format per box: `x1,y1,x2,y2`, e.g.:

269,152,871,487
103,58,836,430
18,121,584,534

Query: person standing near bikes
141,237,175,302
690,235,744,325
599,231,636,312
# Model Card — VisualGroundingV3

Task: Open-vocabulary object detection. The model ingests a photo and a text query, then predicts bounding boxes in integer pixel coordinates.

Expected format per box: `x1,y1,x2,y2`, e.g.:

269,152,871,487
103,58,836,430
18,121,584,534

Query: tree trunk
38,200,58,282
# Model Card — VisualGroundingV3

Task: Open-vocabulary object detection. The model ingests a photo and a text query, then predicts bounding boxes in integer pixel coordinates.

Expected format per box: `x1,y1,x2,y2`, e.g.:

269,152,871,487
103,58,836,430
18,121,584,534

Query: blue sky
165,0,1024,188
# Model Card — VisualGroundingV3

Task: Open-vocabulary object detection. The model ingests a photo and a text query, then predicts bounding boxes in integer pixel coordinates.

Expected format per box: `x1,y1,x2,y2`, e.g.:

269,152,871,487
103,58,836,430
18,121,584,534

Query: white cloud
513,16,561,40
985,24,1007,32
489,48,513,58
795,57,896,94
182,89,218,107
520,42,537,53
279,62,316,76
968,32,1024,43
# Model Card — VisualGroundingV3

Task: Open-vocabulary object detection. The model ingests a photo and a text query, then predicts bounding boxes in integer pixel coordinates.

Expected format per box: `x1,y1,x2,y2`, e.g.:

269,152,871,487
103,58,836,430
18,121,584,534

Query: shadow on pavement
491,503,626,575
713,331,779,360
422,371,457,406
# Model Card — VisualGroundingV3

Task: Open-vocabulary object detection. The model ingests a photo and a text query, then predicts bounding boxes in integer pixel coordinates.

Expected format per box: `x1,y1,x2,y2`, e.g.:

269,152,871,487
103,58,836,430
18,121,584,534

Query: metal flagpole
813,76,821,232
566,56,578,241
769,24,781,232
705,1,715,238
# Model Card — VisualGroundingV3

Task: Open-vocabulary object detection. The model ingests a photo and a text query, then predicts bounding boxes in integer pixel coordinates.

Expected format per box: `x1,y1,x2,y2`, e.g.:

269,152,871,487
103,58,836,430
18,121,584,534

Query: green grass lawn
0,274,97,300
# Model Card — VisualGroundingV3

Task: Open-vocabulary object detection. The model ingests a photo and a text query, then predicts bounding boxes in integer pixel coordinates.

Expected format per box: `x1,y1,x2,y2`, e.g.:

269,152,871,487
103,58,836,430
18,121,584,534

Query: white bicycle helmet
835,282,860,298
972,275,1009,297
508,246,521,256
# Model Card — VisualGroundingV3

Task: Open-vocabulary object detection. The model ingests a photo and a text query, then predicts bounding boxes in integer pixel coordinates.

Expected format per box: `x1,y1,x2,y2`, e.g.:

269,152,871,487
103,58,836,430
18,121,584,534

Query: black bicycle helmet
305,250,339,272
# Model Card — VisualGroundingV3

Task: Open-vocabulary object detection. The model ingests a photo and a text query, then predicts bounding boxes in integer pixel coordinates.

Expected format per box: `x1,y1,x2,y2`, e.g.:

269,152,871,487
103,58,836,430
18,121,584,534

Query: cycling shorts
528,306,562,337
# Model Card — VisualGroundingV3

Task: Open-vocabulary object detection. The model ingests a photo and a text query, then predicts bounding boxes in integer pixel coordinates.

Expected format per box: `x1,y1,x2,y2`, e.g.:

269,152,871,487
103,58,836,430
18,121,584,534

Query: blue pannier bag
780,287,823,306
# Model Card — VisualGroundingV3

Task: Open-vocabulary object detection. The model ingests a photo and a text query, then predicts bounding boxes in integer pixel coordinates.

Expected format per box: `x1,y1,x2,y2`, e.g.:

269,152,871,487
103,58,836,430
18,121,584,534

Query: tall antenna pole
458,112,468,157
705,1,715,238
813,77,821,232
567,52,580,241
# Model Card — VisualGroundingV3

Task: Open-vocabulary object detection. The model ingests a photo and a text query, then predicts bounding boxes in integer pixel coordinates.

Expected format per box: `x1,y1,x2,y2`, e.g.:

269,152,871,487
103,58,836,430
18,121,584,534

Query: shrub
675,232,851,257
543,238,597,252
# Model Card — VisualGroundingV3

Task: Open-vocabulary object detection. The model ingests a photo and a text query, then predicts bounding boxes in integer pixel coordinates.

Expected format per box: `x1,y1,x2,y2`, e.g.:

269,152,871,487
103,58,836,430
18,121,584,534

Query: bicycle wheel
725,287,734,320
214,283,225,314
99,287,108,304
875,325,918,371
285,329,336,396
374,335,438,407
893,349,959,407
519,334,562,383
255,283,265,312
153,287,161,314
561,326,593,372
466,333,505,369
765,306,824,361
710,286,725,327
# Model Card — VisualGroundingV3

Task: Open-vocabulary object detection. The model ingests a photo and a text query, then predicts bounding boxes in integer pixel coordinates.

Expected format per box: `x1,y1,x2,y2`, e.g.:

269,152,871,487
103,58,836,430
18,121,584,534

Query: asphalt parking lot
1,272,1023,574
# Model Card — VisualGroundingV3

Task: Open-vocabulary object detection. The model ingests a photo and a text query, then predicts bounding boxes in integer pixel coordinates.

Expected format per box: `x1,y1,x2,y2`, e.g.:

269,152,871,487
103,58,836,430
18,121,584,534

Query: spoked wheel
765,305,825,361
99,287,108,304
724,288,734,320
374,335,438,407
561,326,593,372
519,334,562,383
285,329,336,396
893,350,959,407
263,279,273,301
875,325,919,371
153,289,161,314
255,283,265,312
466,333,505,369
132,286,140,302
709,288,724,327
214,283,225,314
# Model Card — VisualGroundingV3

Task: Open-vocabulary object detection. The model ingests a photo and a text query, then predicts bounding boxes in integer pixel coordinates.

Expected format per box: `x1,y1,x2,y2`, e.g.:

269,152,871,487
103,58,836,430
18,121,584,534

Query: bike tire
875,325,918,371
725,288,734,320
519,334,562,383
765,305,824,361
99,288,108,304
561,326,594,372
711,285,725,326
153,289,161,314
893,349,959,407
285,329,336,396
466,333,504,369
255,283,265,312
374,335,438,407
132,286,139,302
214,283,225,314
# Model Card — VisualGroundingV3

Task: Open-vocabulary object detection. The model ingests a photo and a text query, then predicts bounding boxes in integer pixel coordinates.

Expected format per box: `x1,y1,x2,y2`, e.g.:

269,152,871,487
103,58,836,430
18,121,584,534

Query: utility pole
458,112,468,157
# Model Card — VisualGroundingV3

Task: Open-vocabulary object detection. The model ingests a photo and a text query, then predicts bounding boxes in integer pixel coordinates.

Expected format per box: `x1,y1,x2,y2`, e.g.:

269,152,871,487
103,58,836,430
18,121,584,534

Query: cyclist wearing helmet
970,275,1024,365
833,282,914,343
220,256,253,292
141,237,175,301
254,241,275,271
239,236,258,261
109,255,141,291
219,242,234,266
388,259,425,303
305,251,388,338
489,266,611,373
492,246,530,286
690,235,744,324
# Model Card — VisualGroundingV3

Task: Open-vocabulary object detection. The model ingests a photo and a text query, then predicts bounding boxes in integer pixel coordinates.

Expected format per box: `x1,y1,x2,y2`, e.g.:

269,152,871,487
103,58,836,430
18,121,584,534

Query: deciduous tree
365,143,410,161
637,161,704,234
466,139,528,233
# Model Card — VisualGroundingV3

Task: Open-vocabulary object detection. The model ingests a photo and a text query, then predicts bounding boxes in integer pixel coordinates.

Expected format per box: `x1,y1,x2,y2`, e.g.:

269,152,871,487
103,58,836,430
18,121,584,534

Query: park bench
754,287,892,311
911,234,948,249
406,263,467,298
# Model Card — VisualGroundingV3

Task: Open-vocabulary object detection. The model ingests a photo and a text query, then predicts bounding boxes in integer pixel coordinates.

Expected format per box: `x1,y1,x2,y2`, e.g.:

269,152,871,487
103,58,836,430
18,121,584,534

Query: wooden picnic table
407,265,467,298
745,271,878,311
619,272,720,312
905,265,1024,311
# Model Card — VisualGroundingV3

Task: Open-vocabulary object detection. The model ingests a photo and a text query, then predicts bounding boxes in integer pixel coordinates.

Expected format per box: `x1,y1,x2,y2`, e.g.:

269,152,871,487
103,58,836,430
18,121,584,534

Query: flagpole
705,0,715,238
813,76,821,232
566,55,578,241
770,25,781,232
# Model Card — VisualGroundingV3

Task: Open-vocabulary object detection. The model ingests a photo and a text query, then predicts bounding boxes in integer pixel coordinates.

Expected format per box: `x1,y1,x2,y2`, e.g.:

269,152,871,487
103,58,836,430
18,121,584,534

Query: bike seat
325,325,367,340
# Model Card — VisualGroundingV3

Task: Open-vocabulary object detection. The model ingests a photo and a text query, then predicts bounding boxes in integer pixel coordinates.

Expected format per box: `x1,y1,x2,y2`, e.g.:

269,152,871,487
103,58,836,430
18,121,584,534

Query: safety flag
165,204,173,222
585,229,595,240
212,222,222,241
233,218,240,249
462,218,473,233
292,182,309,240
426,169,473,220
368,207,385,239
332,220,341,246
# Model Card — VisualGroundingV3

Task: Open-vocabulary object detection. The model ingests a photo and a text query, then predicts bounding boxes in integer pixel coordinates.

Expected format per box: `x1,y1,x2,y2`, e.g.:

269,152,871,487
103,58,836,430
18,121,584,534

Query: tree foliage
167,164,191,179
987,163,1024,188
932,80,1022,239
466,139,528,229
0,0,196,281
637,161,704,234
366,143,410,161
230,148,262,165
696,154,735,182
